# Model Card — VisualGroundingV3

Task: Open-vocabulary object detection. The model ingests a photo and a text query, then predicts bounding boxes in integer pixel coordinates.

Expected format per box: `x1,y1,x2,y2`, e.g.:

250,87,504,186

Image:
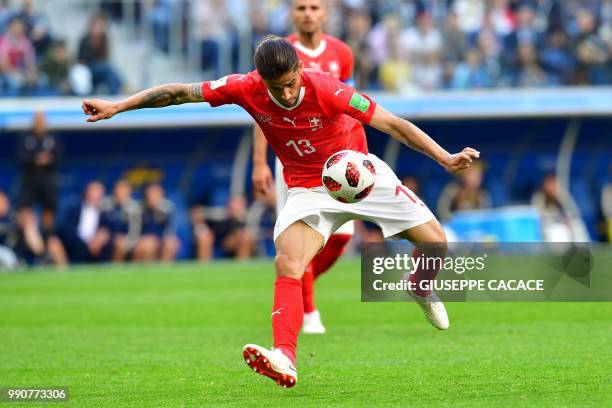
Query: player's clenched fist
82,99,117,122
441,147,480,173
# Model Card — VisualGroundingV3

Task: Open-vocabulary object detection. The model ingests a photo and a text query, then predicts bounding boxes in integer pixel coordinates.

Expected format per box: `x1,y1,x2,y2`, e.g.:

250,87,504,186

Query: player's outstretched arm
251,124,274,195
369,105,480,173
82,83,204,122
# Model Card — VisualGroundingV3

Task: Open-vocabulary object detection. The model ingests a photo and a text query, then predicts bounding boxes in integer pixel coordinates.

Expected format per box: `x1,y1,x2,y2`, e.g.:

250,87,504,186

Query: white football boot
408,290,450,330
242,344,297,388
302,310,326,334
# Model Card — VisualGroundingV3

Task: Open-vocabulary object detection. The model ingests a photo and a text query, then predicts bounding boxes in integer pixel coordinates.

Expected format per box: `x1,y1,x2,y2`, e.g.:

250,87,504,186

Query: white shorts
274,153,436,244
275,158,355,236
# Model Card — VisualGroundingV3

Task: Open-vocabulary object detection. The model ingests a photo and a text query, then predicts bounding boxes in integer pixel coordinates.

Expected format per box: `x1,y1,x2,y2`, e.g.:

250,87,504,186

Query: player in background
252,0,355,334
82,37,479,388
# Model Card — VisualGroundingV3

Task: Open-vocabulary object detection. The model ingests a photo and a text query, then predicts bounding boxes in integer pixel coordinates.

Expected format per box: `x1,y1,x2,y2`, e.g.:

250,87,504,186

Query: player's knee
114,234,127,247
196,229,214,246
428,221,447,243
138,235,159,254
421,223,448,258
240,229,255,246
274,253,304,279
164,236,180,252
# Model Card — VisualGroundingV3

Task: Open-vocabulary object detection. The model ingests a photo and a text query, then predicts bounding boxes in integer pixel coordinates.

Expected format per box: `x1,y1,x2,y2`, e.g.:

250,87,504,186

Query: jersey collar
292,38,327,58
267,86,306,111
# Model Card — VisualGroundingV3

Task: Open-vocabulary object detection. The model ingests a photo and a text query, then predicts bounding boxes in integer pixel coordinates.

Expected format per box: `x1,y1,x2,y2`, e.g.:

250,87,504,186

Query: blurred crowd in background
1,0,612,96
0,0,610,268
0,0,124,95
0,111,609,268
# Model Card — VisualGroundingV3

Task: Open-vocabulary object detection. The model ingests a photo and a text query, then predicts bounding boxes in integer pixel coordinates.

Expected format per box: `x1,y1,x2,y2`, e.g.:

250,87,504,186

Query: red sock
301,265,315,314
272,276,303,365
310,234,351,279
408,248,441,298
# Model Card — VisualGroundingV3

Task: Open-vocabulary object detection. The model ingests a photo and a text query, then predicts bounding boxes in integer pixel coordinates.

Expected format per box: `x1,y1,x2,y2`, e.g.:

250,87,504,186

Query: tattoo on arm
187,82,204,102
134,83,204,109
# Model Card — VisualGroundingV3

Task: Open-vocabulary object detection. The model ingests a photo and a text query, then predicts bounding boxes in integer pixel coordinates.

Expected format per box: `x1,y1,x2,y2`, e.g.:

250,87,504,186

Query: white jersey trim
267,87,306,111
293,39,327,58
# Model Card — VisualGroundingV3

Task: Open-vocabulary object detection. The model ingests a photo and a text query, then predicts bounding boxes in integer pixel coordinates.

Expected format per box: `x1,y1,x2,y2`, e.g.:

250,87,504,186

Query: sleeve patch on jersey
349,92,370,113
210,76,228,90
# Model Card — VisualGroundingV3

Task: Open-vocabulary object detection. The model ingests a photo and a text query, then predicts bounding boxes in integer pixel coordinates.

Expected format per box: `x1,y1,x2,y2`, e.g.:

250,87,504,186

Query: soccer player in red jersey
252,0,356,335
82,37,479,388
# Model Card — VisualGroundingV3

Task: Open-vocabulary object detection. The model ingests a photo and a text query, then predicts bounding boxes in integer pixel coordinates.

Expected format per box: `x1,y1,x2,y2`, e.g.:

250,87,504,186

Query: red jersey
0,36,35,70
202,70,376,188
286,33,353,82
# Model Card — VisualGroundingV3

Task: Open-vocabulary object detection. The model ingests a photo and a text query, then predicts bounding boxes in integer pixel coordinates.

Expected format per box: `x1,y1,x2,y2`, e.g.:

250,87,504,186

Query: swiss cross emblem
309,116,323,131
309,61,322,71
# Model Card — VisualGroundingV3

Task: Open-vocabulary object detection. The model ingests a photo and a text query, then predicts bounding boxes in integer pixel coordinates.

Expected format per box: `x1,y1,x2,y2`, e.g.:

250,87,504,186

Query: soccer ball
322,150,376,203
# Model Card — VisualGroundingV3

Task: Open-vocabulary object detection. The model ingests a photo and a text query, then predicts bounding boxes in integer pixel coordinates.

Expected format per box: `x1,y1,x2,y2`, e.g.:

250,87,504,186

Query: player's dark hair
254,35,299,80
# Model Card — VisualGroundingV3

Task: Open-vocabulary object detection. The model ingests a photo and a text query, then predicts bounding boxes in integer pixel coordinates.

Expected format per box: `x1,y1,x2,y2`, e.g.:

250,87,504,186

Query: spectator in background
502,4,544,68
540,29,576,85
0,17,38,96
192,0,237,76
451,48,495,89
400,11,444,90
513,43,550,87
133,183,179,262
190,205,214,261
572,8,610,84
342,8,373,89
0,190,19,269
147,0,173,53
250,7,269,55
99,179,141,262
367,14,401,88
452,0,486,38
442,11,469,87
562,0,601,33
59,181,108,263
257,0,291,36
209,195,255,259
68,62,93,96
603,0,612,26
411,45,444,90
16,111,65,265
437,163,491,221
39,40,72,95
476,29,502,86
78,13,123,95
600,13,612,69
400,12,442,64
531,173,590,242
0,0,12,34
377,16,411,92
488,0,515,38
14,0,52,58
246,182,277,257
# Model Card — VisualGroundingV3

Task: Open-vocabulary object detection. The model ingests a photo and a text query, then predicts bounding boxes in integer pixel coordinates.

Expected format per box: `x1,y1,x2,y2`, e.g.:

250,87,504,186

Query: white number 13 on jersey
286,139,316,157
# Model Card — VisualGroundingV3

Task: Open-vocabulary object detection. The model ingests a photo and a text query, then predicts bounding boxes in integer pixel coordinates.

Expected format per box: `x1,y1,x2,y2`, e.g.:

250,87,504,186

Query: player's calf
310,233,351,279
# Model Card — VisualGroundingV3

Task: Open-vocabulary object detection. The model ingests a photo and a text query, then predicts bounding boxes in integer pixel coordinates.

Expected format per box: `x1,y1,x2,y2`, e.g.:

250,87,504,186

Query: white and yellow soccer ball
322,150,376,203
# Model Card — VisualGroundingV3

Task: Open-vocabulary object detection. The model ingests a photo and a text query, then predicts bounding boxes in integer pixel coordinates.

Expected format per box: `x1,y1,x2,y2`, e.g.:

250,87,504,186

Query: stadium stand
0,0,610,266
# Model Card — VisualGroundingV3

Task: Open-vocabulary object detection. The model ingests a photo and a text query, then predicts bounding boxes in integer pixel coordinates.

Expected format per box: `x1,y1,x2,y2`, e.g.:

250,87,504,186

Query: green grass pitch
0,260,610,407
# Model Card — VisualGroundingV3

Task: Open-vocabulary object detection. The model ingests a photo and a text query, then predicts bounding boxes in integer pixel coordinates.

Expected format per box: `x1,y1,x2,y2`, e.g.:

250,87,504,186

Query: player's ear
297,60,303,73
